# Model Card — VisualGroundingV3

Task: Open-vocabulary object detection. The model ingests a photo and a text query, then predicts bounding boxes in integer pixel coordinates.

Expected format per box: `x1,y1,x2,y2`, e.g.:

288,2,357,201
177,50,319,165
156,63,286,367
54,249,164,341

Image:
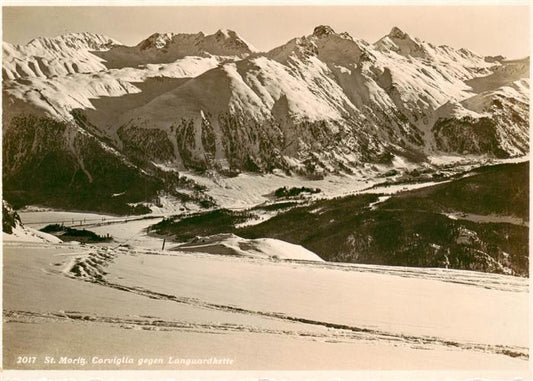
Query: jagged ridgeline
2,26,529,213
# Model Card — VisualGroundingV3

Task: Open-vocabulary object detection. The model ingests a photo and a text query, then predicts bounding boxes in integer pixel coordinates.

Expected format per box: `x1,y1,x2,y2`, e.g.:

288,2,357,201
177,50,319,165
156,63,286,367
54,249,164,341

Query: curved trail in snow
55,246,529,360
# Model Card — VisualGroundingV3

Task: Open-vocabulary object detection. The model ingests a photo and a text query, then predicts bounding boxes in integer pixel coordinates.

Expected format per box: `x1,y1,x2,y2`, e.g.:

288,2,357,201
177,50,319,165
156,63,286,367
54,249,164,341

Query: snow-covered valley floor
3,236,529,373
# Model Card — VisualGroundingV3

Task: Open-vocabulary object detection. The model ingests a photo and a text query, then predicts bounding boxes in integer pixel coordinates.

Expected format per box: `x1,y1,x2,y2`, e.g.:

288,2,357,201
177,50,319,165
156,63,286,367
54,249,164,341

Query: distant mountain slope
432,79,529,156
3,56,224,121
93,29,257,69
114,26,528,173
465,57,529,93
3,32,119,79
2,26,529,213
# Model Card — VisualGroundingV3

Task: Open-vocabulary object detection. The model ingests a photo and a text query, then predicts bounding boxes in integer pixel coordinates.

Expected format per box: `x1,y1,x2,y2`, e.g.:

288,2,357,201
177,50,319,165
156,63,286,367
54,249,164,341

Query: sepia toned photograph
2,2,530,379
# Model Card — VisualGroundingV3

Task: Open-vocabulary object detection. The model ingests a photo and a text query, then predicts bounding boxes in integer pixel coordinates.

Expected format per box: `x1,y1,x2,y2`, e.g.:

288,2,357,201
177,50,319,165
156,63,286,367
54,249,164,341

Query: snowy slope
4,241,528,372
3,32,119,80
466,57,529,93
3,56,224,121
3,224,63,244
176,233,324,261
2,201,62,243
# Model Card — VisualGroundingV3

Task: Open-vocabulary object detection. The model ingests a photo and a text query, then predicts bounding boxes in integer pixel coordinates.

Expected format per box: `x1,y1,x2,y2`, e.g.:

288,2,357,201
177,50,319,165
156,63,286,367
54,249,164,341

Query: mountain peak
215,29,237,39
313,25,336,37
210,29,258,53
374,26,430,58
389,26,408,40
137,32,175,50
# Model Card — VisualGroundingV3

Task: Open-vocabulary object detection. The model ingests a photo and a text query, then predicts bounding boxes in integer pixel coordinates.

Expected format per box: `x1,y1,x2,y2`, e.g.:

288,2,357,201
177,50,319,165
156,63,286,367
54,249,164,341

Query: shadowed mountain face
2,26,529,212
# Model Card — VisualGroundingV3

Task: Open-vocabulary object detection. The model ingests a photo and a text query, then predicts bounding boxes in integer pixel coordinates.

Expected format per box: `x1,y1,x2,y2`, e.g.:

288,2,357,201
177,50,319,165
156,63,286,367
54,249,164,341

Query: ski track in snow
27,245,526,360
4,308,527,360
68,247,529,293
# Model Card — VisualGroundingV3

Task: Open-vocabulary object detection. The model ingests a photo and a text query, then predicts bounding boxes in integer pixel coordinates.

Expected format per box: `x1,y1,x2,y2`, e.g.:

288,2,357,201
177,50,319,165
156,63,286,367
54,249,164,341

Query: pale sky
2,5,530,59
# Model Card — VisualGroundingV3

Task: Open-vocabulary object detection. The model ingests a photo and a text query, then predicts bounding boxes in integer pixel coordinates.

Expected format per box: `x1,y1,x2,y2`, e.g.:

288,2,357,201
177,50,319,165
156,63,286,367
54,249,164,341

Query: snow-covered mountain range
2,26,529,211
